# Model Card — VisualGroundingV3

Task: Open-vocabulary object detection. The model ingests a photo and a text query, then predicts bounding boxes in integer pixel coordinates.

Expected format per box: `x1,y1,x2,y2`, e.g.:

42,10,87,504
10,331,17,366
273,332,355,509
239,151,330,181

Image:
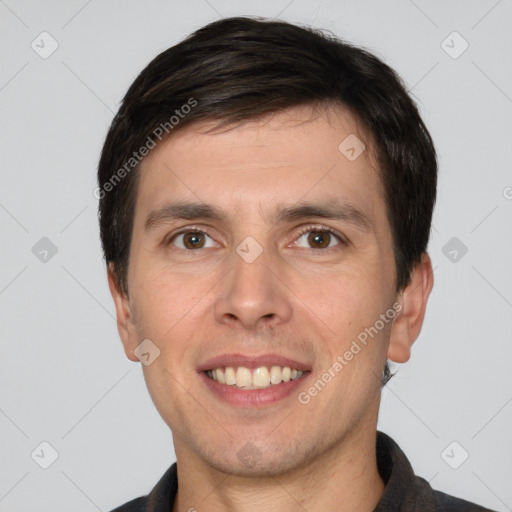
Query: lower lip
199,371,310,407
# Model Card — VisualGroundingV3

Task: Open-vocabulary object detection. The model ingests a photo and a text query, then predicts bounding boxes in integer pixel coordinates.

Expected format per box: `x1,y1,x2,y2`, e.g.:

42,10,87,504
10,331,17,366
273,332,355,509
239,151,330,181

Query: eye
169,230,217,250
293,227,345,250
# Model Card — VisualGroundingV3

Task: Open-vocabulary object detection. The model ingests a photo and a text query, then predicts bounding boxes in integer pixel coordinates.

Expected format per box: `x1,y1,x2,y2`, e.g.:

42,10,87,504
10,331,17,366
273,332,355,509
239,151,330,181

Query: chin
208,453,300,478
192,436,312,478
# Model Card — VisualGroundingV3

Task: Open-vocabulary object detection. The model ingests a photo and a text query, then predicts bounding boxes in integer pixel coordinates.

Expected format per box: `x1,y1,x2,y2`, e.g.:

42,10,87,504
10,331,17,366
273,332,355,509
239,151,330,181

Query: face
110,105,430,477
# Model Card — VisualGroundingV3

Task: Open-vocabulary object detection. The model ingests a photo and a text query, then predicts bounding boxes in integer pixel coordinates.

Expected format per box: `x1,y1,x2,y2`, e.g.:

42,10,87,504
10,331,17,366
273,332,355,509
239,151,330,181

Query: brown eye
171,230,216,250
307,231,331,248
183,232,205,249
295,229,342,250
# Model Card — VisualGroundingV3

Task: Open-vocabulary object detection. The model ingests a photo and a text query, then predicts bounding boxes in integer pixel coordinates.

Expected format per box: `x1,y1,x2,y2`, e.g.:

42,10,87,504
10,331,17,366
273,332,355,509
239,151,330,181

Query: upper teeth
206,366,304,389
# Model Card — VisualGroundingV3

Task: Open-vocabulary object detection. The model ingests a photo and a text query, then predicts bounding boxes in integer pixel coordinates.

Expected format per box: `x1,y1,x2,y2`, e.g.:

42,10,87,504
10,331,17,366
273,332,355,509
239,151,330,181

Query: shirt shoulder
108,463,178,512
109,496,147,512
374,432,497,512
433,488,496,512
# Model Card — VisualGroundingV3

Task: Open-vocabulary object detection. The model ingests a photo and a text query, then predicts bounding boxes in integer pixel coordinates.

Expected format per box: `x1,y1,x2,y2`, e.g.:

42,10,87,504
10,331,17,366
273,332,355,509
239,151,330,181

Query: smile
205,366,305,390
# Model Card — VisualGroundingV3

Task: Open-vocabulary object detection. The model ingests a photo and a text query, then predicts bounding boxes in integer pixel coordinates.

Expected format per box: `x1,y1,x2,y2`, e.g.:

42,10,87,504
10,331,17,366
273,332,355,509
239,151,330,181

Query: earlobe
387,253,434,364
107,264,139,362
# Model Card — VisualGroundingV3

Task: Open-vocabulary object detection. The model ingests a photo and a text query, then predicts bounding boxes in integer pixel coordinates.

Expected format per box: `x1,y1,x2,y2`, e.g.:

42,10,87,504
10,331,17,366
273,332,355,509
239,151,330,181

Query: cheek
294,269,395,388
131,266,217,354
133,269,214,417
297,266,390,329
133,277,174,338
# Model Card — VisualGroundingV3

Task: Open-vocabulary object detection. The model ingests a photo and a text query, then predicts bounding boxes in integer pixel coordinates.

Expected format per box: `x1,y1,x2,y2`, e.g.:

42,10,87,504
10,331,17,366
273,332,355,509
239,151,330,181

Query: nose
213,248,293,330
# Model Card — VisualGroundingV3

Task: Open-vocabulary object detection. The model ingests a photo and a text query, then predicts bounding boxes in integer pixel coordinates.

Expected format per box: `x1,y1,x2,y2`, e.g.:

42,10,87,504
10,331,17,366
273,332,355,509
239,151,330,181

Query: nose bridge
213,239,293,329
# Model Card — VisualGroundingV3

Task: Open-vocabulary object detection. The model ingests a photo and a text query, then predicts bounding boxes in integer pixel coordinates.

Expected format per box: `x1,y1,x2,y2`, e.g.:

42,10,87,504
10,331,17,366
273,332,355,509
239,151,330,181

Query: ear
107,264,139,362
387,253,434,363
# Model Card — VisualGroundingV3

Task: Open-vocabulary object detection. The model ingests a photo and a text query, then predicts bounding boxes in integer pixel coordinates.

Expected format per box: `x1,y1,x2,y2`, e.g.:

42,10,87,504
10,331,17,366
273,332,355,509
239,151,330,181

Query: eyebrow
144,202,226,232
272,201,372,231
144,199,372,233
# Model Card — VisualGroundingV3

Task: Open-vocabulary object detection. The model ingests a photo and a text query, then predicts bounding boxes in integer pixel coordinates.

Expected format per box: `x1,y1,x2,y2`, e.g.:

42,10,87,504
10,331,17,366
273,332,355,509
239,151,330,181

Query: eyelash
166,224,347,252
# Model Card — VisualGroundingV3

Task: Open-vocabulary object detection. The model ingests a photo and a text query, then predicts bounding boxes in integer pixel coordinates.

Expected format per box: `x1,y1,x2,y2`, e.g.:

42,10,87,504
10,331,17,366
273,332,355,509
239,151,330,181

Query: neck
172,424,385,512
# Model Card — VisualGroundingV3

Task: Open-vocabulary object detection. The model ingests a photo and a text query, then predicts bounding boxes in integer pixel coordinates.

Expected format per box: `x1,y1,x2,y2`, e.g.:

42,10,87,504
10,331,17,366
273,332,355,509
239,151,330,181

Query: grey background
1,0,511,510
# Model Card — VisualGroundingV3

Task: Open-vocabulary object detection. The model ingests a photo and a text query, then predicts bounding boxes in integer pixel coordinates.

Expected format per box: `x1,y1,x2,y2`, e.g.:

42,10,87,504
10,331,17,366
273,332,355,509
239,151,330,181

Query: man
97,16,495,512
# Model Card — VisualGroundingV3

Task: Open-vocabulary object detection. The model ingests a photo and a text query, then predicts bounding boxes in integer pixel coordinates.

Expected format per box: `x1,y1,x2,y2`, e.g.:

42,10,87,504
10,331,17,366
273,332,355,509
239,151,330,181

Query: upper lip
197,353,311,372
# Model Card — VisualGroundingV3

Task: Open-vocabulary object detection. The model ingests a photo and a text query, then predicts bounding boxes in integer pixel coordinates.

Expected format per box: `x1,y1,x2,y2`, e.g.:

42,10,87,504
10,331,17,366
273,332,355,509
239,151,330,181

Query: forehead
135,105,384,223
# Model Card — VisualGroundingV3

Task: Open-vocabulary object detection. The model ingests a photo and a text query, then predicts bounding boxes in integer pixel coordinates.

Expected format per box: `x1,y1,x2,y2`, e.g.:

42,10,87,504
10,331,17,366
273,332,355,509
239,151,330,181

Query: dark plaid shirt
111,431,496,512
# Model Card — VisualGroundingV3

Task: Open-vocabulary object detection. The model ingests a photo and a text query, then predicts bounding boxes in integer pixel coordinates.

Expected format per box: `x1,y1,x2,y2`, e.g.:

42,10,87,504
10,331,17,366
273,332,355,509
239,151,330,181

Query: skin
109,104,433,512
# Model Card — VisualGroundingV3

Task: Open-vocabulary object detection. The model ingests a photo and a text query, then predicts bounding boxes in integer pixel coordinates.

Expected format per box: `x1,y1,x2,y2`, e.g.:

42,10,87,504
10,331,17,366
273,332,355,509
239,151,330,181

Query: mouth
197,354,312,407
205,365,306,390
